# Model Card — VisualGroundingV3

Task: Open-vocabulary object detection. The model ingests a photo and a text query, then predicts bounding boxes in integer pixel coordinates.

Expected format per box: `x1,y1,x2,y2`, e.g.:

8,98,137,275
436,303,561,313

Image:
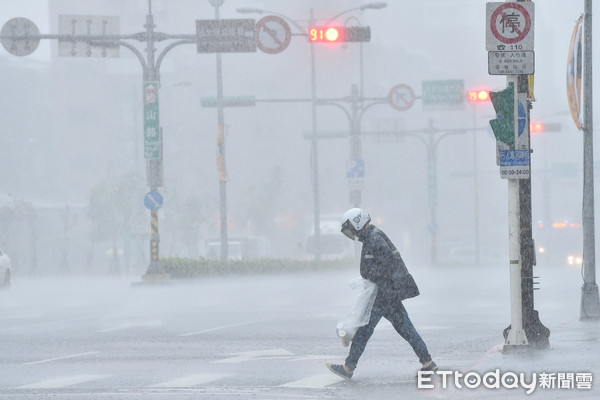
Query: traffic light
489,82,515,145
530,122,562,134
530,121,544,134
308,26,371,43
466,89,490,103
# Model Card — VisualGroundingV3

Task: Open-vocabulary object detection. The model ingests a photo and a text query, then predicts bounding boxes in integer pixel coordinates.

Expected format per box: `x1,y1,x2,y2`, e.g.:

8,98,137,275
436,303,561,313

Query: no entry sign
486,2,534,51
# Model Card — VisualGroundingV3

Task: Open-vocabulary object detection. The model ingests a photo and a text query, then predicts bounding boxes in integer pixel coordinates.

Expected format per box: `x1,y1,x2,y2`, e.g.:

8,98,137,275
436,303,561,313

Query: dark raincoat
357,224,419,303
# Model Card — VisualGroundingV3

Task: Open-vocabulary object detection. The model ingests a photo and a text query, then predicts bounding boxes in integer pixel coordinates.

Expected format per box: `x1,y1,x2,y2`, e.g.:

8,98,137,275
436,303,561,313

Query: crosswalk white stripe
18,374,110,389
95,319,162,333
149,373,233,388
179,319,266,337
279,374,345,388
214,348,293,364
24,351,99,365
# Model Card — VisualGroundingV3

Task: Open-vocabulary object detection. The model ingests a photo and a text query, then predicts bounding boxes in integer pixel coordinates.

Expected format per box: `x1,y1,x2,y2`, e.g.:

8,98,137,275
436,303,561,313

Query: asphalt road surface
1,265,598,399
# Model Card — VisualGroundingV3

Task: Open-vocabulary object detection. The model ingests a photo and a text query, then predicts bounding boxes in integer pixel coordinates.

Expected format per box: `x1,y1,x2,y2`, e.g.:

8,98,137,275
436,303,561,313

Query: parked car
0,247,11,289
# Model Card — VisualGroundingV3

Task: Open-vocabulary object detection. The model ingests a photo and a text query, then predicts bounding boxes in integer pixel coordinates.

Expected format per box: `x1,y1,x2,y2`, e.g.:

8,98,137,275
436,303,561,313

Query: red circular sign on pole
388,84,415,111
256,15,292,55
490,3,532,44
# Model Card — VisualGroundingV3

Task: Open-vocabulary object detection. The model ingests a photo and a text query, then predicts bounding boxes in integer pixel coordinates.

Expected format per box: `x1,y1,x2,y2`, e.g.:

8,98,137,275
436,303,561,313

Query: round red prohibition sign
490,3,531,44
388,84,415,111
256,15,292,54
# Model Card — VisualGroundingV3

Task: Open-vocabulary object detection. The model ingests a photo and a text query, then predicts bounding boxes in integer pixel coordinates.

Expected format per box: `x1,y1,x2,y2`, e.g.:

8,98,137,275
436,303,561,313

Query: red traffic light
309,26,341,42
466,89,490,103
308,26,371,43
530,121,544,134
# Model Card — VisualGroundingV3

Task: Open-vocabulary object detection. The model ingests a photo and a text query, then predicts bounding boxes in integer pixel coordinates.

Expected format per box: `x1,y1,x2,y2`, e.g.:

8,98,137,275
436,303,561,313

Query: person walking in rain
327,208,438,380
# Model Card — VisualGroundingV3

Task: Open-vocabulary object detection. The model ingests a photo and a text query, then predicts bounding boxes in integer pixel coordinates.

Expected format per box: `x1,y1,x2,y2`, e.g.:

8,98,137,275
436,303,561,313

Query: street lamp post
209,0,230,261
316,85,388,208
367,121,480,265
0,0,200,279
237,3,386,260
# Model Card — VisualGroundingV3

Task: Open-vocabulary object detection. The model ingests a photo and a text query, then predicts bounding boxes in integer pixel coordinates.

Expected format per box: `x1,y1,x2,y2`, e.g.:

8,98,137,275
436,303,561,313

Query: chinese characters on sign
488,51,534,75
486,2,535,76
486,2,534,51
144,82,161,159
196,19,256,53
499,149,530,179
499,11,521,35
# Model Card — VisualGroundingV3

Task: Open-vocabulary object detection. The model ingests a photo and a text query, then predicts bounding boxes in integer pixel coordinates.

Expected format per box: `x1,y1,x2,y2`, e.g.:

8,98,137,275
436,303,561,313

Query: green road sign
144,81,161,159
201,96,256,107
489,82,515,145
422,79,465,110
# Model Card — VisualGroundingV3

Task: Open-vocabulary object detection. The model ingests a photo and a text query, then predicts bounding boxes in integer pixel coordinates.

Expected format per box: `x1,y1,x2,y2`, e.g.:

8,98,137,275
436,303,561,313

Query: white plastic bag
336,278,378,347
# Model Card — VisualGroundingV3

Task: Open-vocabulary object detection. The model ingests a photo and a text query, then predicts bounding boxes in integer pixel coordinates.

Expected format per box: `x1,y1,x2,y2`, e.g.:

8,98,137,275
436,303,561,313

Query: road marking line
279,374,344,388
18,374,110,389
96,319,162,333
214,348,293,364
149,373,233,388
0,317,98,333
24,351,99,365
287,355,341,362
179,319,265,337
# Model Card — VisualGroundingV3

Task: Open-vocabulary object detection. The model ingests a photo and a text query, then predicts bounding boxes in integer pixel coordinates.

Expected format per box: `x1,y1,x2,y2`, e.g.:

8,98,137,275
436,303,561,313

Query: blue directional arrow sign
144,191,163,211
518,99,527,138
346,159,365,178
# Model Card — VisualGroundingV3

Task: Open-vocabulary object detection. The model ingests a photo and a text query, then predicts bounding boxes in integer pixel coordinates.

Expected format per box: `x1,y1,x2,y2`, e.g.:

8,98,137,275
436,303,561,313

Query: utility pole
209,0,229,261
0,0,256,278
316,85,387,209
486,1,549,352
517,74,550,348
237,4,385,260
309,8,321,261
368,121,474,266
580,0,600,319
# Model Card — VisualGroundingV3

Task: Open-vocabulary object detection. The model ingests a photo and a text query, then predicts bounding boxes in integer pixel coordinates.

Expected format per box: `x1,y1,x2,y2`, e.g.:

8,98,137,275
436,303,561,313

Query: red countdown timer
309,26,342,42
466,89,490,103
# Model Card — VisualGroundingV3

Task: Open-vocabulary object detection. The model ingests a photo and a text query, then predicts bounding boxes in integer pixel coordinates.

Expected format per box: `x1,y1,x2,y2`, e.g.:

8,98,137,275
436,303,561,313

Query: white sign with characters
486,2,535,51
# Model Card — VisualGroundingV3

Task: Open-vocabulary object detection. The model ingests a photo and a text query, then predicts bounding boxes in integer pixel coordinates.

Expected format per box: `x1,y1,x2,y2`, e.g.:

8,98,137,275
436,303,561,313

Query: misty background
0,0,593,276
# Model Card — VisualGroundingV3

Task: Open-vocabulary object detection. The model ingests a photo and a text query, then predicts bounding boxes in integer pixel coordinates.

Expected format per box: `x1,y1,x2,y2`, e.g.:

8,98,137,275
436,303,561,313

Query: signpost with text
487,1,549,352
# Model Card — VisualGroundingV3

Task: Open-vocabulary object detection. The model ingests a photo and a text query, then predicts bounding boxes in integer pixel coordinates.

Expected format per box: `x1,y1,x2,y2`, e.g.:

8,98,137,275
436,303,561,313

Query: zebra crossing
7,347,346,391
12,370,345,390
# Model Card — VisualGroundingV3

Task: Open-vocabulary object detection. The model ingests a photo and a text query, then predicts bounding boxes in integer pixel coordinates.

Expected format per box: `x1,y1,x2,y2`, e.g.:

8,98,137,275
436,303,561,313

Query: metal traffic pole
0,0,205,280
309,8,322,261
580,0,600,319
209,0,229,262
504,75,528,350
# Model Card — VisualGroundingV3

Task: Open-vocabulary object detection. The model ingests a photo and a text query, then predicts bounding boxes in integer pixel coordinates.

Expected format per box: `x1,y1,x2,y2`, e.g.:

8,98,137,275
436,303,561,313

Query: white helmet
341,208,371,240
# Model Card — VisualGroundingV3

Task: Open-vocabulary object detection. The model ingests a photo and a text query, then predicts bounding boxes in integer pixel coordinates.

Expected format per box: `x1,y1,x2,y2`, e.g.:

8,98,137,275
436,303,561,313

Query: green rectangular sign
422,79,465,111
144,81,161,159
200,96,256,107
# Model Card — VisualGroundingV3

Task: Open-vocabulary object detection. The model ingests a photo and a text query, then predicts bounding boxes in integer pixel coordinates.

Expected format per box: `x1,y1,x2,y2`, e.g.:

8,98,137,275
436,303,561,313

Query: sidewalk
411,265,600,399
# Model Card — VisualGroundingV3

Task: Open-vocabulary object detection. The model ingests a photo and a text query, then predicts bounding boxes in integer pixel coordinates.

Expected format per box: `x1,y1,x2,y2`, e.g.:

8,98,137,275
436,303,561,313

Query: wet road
0,265,597,399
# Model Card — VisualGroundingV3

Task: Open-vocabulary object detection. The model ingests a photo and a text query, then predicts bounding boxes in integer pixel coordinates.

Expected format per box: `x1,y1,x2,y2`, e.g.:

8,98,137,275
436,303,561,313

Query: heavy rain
0,1,599,399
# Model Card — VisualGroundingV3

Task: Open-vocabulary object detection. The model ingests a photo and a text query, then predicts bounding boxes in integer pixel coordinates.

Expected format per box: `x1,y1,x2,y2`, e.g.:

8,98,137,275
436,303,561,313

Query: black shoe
326,363,353,380
420,361,438,372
